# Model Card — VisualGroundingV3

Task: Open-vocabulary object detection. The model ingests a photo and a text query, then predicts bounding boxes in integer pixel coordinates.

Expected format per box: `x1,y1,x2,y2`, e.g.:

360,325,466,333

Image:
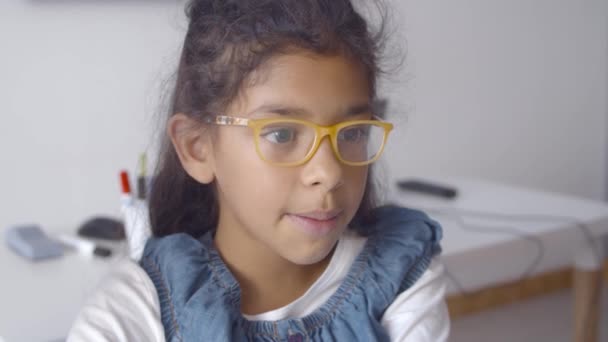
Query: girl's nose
300,137,344,192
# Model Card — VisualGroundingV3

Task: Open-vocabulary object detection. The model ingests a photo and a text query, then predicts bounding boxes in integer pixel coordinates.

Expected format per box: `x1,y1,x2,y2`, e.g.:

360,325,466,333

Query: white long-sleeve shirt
68,231,450,341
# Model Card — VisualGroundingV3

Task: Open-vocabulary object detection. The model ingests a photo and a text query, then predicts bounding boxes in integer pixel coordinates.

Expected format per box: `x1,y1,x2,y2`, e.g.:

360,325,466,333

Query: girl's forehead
230,52,372,121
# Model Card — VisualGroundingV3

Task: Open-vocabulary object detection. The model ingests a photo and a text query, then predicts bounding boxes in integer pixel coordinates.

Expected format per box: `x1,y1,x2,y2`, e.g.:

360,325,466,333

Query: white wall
0,1,187,232
0,0,606,234
381,0,608,202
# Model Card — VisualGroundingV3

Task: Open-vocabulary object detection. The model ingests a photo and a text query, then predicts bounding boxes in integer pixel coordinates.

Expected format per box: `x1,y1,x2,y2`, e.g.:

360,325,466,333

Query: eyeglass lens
256,122,385,164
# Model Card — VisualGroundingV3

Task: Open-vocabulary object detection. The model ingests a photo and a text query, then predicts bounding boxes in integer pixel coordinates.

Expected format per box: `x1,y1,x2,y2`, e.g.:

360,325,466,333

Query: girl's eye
261,128,296,144
340,126,369,142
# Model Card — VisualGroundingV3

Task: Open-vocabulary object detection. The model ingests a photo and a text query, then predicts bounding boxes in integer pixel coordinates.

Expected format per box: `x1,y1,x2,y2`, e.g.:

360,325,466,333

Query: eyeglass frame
202,114,394,167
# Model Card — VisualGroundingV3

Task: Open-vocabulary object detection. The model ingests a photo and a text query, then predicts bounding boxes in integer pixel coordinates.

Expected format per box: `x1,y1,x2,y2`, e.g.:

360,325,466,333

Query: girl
69,0,449,341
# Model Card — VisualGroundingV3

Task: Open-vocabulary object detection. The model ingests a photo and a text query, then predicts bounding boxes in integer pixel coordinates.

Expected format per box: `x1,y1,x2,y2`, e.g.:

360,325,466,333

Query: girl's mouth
287,210,343,237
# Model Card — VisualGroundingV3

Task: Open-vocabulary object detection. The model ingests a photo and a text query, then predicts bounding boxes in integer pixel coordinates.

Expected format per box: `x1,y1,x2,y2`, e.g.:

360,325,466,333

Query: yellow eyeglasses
203,115,394,167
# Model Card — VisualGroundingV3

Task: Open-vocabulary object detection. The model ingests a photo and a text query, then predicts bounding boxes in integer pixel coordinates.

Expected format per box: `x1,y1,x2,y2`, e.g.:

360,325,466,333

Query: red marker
120,170,131,195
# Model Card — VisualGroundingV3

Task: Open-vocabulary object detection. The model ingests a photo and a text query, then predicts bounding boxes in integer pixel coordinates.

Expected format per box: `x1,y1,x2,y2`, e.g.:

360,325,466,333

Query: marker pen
120,170,131,196
137,153,147,200
119,170,133,207
56,234,112,258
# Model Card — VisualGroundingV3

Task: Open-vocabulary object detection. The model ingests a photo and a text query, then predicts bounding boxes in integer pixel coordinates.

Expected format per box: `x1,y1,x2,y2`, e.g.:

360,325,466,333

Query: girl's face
211,52,371,266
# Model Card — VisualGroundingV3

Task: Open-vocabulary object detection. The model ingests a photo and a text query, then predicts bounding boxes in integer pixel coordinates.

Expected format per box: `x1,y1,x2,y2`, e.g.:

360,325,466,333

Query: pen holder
120,197,151,261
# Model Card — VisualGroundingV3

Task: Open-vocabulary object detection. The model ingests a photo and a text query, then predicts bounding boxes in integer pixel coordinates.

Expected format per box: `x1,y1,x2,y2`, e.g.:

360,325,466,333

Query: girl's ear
168,113,215,184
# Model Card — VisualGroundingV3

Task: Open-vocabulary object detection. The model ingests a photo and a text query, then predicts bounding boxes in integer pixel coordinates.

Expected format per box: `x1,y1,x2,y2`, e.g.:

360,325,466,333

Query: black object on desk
78,216,125,241
397,179,458,199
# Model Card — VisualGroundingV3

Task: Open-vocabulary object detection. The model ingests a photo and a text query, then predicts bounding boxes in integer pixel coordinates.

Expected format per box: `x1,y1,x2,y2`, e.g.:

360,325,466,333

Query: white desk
2,177,607,342
0,234,127,342
388,176,608,342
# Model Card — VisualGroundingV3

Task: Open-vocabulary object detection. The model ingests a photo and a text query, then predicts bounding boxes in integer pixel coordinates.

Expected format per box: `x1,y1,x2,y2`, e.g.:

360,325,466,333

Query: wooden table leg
572,239,604,342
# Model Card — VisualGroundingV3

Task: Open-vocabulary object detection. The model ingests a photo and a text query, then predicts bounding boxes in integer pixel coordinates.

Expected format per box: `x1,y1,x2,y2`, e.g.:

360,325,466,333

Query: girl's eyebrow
248,102,373,117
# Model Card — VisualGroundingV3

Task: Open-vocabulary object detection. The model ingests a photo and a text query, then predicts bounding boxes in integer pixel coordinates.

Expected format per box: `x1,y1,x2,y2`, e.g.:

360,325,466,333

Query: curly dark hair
149,0,389,238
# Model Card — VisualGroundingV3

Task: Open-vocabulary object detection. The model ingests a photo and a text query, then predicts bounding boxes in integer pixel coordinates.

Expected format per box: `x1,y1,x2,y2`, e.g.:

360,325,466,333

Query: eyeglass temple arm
204,115,250,127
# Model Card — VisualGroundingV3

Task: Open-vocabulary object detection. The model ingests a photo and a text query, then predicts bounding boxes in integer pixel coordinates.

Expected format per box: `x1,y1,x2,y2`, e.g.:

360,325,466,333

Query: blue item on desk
5,225,64,261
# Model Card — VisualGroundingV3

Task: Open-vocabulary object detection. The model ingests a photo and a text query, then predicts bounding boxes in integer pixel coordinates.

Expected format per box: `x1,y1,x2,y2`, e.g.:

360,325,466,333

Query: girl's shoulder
67,260,164,342
381,258,451,341
345,205,444,301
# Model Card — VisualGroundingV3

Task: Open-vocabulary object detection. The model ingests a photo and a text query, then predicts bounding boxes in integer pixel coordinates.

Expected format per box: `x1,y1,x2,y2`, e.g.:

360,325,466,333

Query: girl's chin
281,237,340,266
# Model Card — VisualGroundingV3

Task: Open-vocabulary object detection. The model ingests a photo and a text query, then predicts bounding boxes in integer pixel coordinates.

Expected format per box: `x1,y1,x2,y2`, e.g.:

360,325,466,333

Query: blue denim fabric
140,205,442,341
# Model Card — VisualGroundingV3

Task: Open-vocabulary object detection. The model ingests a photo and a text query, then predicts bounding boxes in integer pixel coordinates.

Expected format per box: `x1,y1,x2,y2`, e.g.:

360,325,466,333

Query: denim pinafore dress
140,206,443,341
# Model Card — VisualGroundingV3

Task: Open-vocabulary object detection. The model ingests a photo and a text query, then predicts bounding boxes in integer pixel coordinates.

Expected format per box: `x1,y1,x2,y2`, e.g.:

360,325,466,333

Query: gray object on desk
5,225,64,261
78,216,125,241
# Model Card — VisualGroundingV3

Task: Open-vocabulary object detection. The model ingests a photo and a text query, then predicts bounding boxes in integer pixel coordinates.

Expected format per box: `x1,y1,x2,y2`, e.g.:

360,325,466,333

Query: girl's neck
213,226,335,315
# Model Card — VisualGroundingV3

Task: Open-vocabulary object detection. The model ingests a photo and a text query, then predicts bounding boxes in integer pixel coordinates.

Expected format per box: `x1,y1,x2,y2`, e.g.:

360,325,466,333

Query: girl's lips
287,211,342,237
292,209,343,220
